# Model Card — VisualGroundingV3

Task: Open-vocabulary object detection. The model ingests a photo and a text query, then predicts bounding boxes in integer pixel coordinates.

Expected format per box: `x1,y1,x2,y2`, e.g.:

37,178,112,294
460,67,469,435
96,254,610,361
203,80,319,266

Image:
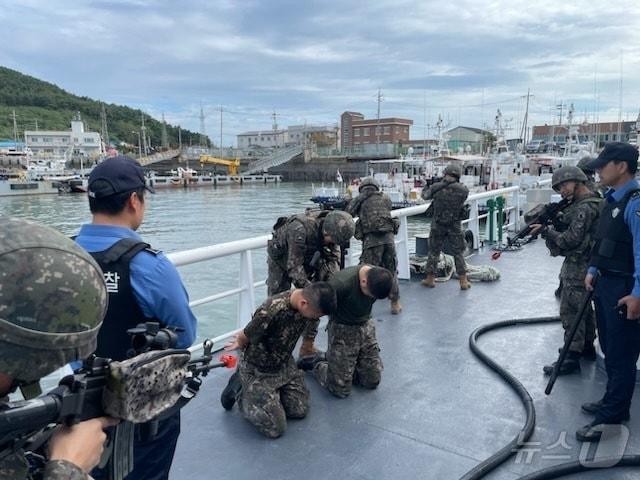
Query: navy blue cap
587,142,639,171
88,155,154,199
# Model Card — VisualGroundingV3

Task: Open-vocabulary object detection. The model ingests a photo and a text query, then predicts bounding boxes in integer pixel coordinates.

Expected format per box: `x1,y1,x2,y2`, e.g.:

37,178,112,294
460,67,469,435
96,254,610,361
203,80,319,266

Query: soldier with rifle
0,217,115,479
529,166,601,376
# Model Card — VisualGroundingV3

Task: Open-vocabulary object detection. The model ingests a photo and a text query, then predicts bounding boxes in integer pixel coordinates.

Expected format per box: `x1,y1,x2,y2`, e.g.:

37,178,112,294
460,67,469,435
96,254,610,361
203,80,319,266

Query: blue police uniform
76,223,197,480
588,177,640,424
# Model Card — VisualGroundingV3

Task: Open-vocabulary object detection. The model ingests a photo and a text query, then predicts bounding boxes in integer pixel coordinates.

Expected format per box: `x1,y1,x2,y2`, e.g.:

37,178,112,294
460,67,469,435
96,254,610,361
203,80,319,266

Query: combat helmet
0,217,107,385
358,177,380,192
551,166,588,191
577,155,595,175
322,211,355,245
443,163,462,179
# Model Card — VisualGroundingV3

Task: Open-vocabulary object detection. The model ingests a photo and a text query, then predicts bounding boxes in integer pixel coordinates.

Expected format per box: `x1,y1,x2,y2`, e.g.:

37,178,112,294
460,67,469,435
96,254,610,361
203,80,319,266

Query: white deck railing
168,184,540,350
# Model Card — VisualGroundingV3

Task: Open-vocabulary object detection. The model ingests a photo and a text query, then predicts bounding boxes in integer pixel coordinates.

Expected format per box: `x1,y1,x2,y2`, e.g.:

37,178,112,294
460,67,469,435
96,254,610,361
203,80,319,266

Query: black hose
460,315,640,480
460,315,558,480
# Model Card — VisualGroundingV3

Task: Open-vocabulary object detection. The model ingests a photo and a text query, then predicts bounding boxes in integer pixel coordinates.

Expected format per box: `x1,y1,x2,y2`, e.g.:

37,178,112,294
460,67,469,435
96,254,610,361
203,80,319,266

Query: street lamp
132,131,142,158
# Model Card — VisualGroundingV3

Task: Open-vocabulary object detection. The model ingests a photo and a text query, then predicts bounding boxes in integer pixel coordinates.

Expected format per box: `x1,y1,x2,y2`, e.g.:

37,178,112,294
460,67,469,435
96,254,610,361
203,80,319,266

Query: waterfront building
340,111,413,152
24,113,103,159
531,118,638,148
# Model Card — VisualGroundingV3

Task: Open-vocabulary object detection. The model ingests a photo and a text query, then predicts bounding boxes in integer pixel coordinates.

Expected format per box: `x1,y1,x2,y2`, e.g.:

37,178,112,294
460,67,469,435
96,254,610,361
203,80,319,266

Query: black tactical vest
591,188,640,274
89,238,157,360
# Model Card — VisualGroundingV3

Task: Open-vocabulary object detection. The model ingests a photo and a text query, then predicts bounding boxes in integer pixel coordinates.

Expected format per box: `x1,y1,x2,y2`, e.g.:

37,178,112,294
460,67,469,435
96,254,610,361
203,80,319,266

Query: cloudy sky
1,0,639,145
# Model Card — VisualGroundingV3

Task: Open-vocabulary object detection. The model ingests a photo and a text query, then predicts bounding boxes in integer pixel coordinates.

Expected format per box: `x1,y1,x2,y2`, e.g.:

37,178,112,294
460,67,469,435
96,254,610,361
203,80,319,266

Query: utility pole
617,50,623,142
178,126,182,151
11,109,18,148
100,104,109,149
140,113,148,156
520,89,531,146
423,90,427,159
220,106,223,156
161,113,169,149
376,88,383,152
271,110,280,147
199,104,207,148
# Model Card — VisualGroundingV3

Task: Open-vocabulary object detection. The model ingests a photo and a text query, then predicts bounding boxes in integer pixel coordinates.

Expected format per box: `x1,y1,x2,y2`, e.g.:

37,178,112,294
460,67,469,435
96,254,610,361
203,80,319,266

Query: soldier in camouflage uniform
347,177,402,315
0,217,115,479
266,210,354,359
529,167,601,375
420,163,471,290
577,155,605,197
310,265,393,398
222,283,337,438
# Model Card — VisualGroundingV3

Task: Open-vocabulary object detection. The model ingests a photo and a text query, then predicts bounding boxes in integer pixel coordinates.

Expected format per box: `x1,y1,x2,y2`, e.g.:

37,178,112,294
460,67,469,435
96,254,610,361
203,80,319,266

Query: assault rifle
0,333,236,480
492,197,571,260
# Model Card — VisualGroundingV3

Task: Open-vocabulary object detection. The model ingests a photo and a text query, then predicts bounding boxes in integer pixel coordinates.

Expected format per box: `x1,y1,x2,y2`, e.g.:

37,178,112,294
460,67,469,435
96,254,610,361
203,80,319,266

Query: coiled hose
460,315,640,480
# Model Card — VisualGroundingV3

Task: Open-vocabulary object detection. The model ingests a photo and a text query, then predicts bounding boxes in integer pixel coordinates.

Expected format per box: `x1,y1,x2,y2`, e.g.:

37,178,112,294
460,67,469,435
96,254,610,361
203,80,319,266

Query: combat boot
220,370,242,410
459,275,471,290
297,337,326,371
390,300,402,315
421,274,436,288
543,352,581,376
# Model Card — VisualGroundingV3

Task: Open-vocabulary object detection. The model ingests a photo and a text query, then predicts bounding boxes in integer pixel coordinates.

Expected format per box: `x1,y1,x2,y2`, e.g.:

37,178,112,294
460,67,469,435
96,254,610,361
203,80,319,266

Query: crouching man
224,282,337,438
310,265,393,398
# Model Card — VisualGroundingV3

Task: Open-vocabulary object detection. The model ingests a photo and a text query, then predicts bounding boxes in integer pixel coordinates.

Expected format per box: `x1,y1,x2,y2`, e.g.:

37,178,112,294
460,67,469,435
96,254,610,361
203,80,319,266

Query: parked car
525,140,544,153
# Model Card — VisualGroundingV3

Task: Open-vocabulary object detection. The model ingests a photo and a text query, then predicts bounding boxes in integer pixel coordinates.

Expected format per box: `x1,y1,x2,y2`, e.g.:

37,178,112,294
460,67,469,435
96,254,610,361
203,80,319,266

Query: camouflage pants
312,319,382,398
238,356,309,438
426,224,466,275
360,240,400,302
560,282,596,353
266,255,319,340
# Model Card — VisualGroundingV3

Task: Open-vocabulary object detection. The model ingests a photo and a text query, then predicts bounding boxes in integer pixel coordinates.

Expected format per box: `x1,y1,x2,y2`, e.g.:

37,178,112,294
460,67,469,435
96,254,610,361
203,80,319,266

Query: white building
286,125,338,147
237,124,338,149
237,130,287,149
24,114,103,159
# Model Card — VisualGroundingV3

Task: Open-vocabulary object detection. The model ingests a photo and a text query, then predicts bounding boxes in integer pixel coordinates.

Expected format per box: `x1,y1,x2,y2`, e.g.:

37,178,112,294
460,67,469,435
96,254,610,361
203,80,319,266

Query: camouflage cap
444,163,462,179
322,211,355,245
0,217,107,384
358,177,380,192
551,166,588,191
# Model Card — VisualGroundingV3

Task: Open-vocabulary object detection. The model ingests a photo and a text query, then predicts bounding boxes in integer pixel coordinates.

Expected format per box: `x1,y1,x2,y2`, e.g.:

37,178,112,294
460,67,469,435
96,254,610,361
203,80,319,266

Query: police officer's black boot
581,343,597,361
221,370,242,410
543,351,581,376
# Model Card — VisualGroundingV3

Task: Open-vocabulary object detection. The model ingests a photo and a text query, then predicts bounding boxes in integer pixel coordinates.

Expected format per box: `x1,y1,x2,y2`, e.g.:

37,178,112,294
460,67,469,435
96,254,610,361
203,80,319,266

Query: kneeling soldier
310,265,393,398
224,283,337,438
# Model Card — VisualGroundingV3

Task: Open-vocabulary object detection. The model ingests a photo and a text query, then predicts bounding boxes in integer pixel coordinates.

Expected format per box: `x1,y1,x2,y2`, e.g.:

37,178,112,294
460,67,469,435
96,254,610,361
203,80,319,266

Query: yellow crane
199,155,241,176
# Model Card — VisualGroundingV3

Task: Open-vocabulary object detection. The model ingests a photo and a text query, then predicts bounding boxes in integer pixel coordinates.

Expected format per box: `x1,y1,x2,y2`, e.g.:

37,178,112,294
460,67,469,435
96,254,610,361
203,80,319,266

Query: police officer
576,143,640,442
75,155,197,479
347,177,402,314
266,209,355,358
0,217,116,479
530,167,601,375
420,163,471,289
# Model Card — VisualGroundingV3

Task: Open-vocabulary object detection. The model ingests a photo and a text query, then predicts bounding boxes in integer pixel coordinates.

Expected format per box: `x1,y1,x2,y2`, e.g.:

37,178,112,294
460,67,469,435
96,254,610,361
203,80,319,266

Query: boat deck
172,240,639,479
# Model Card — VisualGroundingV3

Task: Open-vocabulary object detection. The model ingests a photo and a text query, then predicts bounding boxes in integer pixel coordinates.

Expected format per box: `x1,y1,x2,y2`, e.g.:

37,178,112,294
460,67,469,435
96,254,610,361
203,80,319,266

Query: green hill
0,66,206,149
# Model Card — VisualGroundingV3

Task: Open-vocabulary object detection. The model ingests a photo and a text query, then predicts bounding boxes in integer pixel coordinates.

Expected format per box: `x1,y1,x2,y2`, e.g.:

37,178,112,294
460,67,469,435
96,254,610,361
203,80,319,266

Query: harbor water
0,183,430,342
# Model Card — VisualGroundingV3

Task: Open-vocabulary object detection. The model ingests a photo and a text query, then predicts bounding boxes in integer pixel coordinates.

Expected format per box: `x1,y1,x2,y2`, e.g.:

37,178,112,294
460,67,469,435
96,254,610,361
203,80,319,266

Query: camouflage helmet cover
322,211,355,245
444,163,462,179
358,177,380,192
551,166,588,191
577,155,595,174
0,217,107,383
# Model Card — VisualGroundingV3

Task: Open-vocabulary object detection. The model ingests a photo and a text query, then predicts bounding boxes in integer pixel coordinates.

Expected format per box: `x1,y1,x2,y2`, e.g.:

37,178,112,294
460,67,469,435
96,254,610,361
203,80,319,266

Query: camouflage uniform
0,217,106,480
544,193,601,353
421,179,469,275
237,292,310,438
347,188,400,302
312,266,382,398
267,211,340,340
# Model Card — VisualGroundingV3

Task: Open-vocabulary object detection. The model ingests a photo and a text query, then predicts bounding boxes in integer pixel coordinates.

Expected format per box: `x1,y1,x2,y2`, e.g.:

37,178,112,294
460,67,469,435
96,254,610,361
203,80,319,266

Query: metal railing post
238,250,255,327
469,199,480,249
396,215,410,280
